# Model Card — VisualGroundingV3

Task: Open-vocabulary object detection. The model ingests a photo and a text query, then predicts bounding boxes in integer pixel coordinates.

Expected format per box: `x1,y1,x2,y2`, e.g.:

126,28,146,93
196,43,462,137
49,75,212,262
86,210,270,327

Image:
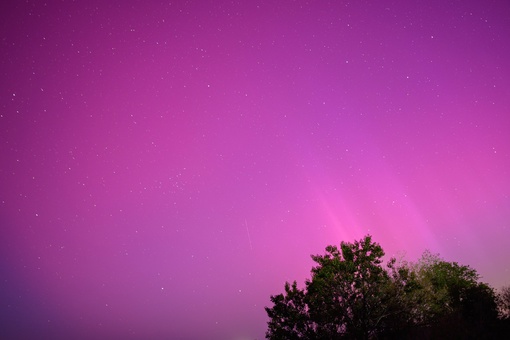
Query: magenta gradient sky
1,1,510,339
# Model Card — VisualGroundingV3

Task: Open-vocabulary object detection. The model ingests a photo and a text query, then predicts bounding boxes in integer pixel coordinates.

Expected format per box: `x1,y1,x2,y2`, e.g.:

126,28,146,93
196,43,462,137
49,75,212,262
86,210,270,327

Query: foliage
265,281,311,339
265,235,389,339
265,235,505,339
499,286,510,319
305,236,389,339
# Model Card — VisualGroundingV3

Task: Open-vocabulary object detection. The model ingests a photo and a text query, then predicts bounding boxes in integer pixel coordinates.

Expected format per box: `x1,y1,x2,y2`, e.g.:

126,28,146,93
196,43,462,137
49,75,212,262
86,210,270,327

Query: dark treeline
265,235,510,339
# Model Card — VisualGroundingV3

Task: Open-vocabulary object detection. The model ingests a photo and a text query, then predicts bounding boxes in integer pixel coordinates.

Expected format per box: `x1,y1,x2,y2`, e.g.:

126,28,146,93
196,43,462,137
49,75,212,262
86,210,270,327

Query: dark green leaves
265,235,504,339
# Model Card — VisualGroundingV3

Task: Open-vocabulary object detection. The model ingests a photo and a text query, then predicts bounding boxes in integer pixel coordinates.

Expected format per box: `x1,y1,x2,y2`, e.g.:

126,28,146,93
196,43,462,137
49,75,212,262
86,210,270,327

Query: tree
265,281,311,339
496,286,510,335
266,235,393,339
394,251,499,338
265,236,503,339
499,286,510,319
379,256,425,337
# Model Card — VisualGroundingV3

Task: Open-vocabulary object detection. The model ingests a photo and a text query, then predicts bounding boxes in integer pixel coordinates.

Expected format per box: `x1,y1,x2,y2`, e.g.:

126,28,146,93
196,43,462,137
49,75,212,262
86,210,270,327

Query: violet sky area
1,1,510,339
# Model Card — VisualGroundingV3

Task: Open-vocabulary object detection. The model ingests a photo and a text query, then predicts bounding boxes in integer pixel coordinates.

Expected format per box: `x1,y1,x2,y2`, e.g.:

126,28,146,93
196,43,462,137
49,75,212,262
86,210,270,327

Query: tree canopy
265,235,507,339
498,286,510,317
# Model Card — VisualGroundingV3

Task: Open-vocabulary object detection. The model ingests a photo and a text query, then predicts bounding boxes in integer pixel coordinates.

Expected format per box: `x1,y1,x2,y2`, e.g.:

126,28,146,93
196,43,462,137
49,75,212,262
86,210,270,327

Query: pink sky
1,1,510,339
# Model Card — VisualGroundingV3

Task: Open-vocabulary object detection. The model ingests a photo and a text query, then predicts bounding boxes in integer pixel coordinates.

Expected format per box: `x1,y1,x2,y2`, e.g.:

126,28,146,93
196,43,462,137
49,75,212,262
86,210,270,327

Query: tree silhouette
265,235,505,339
499,286,510,319
404,251,499,338
266,235,391,339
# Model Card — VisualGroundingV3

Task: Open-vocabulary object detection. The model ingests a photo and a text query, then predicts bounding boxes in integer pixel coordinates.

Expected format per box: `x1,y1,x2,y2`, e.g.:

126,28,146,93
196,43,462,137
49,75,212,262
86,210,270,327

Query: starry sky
1,1,510,339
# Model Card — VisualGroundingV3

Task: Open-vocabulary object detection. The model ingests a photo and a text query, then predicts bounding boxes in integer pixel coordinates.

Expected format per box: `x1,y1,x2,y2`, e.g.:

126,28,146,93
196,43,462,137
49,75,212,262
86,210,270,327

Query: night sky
1,1,510,339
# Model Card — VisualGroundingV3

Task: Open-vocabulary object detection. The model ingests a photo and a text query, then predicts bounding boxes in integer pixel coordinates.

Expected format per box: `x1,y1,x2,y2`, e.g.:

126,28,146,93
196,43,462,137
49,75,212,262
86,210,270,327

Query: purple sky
1,1,510,339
